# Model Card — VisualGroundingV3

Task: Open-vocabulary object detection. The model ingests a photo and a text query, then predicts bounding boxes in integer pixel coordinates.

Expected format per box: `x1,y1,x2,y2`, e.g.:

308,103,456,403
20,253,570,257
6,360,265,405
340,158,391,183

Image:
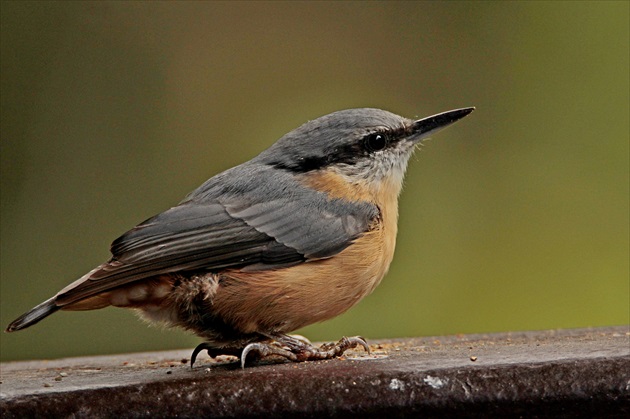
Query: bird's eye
364,133,388,152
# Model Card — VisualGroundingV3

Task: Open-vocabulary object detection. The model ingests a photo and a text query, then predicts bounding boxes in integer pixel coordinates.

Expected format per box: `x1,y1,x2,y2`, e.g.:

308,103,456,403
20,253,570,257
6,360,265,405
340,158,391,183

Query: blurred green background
1,1,628,362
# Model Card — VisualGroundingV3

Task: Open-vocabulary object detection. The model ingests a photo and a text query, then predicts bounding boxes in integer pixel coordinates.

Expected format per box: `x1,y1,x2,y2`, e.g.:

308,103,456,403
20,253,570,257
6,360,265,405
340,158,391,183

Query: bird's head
255,107,474,198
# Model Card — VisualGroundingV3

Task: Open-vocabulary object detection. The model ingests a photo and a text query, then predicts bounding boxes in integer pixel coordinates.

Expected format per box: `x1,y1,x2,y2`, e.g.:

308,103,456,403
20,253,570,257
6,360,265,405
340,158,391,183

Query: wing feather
55,163,378,306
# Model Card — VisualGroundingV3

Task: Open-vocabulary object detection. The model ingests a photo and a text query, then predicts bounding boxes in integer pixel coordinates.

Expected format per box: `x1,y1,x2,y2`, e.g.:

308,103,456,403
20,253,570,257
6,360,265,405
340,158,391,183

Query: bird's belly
214,226,397,334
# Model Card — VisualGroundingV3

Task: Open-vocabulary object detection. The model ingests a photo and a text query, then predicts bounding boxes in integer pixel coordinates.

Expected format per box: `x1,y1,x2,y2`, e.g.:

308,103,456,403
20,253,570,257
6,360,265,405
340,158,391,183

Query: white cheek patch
334,144,414,188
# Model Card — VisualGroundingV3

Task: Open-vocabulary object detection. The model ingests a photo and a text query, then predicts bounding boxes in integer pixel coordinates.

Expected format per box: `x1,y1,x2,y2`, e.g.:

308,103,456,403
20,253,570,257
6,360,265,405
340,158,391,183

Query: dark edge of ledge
1,326,629,418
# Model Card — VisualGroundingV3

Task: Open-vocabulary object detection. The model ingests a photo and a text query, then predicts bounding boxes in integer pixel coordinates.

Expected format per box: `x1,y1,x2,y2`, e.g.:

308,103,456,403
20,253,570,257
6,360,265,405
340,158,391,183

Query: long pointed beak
409,107,475,142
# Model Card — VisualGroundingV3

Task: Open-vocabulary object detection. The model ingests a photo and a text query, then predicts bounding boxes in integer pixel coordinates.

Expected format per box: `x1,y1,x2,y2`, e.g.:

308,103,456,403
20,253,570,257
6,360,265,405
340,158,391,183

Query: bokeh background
1,1,628,362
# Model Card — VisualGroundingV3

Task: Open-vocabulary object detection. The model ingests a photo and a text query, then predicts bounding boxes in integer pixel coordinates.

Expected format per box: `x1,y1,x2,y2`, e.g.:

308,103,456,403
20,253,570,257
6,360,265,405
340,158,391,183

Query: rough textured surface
1,326,629,418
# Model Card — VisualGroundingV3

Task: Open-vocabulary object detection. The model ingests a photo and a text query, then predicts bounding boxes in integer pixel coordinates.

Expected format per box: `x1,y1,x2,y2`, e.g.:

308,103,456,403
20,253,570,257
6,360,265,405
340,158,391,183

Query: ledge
1,326,629,418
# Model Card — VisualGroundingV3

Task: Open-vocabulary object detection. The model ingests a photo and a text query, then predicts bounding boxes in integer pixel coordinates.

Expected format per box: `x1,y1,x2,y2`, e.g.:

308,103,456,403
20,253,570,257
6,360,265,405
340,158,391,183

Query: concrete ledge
1,326,629,418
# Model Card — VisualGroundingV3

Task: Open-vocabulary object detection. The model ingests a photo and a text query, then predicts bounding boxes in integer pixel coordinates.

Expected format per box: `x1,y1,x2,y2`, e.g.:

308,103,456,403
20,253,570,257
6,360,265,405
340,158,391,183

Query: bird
6,107,474,367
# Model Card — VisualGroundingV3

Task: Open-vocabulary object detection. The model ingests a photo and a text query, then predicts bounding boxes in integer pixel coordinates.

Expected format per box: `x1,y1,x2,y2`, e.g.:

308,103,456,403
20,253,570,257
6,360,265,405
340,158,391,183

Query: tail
5,297,59,332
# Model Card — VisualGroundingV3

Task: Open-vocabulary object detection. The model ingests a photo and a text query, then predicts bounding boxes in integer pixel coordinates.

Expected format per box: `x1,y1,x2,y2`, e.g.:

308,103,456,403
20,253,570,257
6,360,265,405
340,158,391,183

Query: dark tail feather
5,297,59,332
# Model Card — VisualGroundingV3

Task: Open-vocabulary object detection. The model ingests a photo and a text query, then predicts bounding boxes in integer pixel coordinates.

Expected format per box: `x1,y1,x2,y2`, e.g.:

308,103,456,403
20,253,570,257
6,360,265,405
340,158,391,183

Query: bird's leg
240,334,370,368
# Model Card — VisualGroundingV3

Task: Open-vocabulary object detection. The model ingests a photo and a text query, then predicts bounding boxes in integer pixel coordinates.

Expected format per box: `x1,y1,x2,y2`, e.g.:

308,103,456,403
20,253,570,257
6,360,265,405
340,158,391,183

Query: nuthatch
6,107,474,367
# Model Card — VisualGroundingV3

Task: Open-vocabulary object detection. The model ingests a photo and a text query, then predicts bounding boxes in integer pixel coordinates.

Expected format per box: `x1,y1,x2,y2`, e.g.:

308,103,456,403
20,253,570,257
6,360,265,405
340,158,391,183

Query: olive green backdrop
1,1,628,361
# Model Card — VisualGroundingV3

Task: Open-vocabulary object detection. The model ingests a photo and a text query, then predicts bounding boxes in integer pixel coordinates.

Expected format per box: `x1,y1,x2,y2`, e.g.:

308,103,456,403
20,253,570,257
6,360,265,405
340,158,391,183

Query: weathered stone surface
1,326,629,417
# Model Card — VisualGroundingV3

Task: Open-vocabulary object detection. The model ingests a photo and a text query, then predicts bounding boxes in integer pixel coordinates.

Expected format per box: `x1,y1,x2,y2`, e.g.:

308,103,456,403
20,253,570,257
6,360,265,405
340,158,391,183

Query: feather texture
55,163,378,306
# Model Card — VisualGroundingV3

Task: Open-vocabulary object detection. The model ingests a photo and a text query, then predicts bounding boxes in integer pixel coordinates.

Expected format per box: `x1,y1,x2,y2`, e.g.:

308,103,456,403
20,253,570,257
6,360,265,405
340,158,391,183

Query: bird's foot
190,343,242,368
240,335,370,368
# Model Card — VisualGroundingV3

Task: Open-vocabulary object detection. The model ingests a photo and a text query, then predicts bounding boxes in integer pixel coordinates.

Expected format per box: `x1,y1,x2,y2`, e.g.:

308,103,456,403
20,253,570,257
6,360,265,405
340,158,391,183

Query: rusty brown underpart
1,326,628,418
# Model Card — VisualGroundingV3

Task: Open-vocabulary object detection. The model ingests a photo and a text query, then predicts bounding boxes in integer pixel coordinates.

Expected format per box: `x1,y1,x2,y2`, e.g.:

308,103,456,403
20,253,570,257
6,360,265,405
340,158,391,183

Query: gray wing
55,164,378,305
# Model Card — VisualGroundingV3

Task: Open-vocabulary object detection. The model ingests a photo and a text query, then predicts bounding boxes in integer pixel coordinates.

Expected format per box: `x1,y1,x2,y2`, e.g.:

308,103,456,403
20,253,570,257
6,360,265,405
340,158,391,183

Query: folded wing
55,166,378,306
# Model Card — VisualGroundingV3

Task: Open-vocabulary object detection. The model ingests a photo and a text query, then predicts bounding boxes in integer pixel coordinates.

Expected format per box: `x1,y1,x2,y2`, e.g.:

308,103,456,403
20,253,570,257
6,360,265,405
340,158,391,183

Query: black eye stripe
364,133,389,152
269,129,402,173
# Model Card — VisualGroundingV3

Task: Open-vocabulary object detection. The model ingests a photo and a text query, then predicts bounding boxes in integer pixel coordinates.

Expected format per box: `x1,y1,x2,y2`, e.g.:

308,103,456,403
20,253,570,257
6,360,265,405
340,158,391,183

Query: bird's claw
190,343,242,368
190,342,214,368
240,342,298,368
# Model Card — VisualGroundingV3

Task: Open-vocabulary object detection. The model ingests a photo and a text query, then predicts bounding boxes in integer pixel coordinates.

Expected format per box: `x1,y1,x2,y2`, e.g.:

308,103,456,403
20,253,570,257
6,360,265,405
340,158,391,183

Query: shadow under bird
6,107,474,367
